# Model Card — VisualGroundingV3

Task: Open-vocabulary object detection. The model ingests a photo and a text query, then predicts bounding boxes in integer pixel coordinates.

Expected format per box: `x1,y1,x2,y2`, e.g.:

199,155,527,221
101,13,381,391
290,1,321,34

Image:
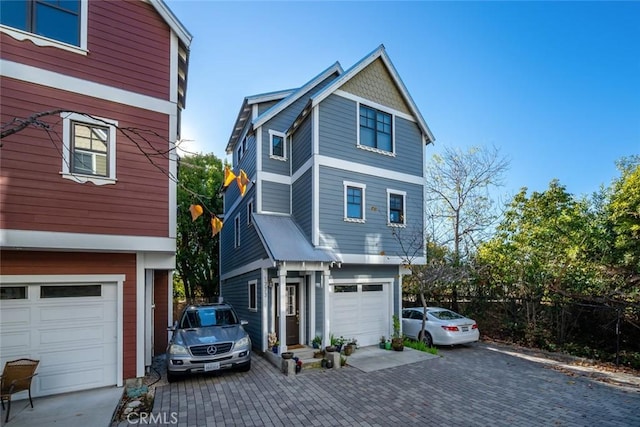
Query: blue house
220,45,435,353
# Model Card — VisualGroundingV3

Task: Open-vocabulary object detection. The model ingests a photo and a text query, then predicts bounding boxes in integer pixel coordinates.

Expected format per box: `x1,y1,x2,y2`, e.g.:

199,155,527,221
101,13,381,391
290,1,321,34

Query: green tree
176,153,224,301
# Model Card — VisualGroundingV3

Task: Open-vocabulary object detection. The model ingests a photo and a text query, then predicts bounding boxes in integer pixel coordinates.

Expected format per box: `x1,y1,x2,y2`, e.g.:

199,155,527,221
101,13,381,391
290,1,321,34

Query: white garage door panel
330,284,390,347
0,283,118,397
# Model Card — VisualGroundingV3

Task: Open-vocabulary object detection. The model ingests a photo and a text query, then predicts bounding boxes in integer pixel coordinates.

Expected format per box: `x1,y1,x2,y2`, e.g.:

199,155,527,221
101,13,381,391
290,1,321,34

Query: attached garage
0,276,123,397
329,281,392,347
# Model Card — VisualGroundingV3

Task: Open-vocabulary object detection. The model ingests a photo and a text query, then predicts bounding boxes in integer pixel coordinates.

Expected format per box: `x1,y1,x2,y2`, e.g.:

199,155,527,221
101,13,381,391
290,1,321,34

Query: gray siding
220,185,269,275
291,114,312,173
291,168,312,240
261,181,290,214
226,133,257,211
262,74,337,176
318,94,424,176
220,269,263,349
318,165,424,257
258,100,279,115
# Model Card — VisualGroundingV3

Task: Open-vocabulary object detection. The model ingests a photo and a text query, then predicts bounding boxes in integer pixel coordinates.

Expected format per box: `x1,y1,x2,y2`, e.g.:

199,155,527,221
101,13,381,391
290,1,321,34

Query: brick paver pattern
150,345,640,427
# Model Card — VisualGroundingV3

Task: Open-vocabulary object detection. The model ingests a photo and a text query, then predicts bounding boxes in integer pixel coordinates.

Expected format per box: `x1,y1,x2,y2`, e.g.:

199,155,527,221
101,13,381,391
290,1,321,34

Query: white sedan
402,307,479,346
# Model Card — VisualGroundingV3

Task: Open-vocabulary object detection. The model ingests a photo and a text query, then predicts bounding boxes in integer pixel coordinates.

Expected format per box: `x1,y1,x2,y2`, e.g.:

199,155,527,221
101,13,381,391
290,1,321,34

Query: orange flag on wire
223,166,236,187
189,204,203,221
236,170,249,196
211,216,223,237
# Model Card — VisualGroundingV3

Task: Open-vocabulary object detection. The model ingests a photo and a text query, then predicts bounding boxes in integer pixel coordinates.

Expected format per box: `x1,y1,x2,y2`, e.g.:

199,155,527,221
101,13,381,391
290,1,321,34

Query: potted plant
379,336,386,349
268,332,279,353
335,336,345,352
391,315,404,351
312,335,322,349
343,343,354,356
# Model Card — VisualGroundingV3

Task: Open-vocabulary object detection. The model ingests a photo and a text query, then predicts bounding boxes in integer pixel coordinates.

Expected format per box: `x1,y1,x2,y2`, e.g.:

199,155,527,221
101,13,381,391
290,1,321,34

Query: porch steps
289,346,324,370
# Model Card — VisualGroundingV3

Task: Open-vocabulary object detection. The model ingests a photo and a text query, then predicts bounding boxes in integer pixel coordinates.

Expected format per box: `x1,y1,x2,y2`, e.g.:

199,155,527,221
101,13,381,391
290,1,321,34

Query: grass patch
403,338,438,355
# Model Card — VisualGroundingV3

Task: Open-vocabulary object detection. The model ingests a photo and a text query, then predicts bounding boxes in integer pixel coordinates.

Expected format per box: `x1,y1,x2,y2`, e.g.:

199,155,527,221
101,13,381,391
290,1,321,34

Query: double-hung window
359,105,392,153
387,190,406,226
344,181,366,223
269,130,286,160
248,280,257,311
1,0,86,50
61,112,117,185
234,215,241,248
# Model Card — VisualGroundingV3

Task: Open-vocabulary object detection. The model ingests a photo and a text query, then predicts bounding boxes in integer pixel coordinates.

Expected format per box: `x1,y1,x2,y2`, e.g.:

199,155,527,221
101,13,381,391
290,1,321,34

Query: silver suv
166,303,251,382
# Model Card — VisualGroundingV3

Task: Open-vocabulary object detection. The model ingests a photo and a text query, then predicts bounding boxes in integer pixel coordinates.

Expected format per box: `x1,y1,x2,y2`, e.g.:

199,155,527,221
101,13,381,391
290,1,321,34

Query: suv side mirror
167,320,178,332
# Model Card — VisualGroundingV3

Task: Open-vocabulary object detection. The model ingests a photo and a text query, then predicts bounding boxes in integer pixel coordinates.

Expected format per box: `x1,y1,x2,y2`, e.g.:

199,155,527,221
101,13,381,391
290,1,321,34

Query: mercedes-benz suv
166,303,251,382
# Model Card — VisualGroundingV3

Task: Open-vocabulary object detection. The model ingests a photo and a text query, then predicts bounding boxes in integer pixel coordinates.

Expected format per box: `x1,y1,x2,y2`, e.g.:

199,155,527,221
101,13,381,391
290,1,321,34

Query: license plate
461,326,469,332
204,362,220,372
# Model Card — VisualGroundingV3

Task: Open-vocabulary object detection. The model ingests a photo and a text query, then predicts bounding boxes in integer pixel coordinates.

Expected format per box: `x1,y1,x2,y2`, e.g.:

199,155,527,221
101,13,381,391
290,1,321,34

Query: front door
276,283,300,346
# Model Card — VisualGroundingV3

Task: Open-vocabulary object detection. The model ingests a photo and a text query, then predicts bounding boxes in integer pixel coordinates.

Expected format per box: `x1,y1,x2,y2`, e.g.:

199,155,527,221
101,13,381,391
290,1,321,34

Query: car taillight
441,325,459,332
472,324,478,329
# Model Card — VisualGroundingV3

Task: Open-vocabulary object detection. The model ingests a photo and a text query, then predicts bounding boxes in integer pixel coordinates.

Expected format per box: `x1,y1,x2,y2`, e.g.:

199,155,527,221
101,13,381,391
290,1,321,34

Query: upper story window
359,105,393,153
387,189,406,226
269,130,287,161
234,214,241,248
61,112,117,185
344,181,366,223
1,0,86,51
248,280,257,311
247,199,254,225
236,143,243,165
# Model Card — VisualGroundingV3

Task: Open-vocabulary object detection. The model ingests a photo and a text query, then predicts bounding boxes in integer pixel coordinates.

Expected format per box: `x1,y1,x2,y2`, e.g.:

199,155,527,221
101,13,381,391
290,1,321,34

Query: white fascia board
246,89,296,104
318,155,423,185
150,0,193,47
338,254,426,265
1,60,175,115
252,62,343,130
220,258,274,281
1,229,176,253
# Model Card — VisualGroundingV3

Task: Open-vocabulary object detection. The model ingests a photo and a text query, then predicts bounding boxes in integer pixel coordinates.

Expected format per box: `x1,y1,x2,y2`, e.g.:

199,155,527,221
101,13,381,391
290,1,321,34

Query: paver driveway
150,343,639,426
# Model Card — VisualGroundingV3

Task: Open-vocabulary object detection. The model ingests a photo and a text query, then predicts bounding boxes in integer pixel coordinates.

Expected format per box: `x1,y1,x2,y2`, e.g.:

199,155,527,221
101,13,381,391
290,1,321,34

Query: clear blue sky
166,0,639,198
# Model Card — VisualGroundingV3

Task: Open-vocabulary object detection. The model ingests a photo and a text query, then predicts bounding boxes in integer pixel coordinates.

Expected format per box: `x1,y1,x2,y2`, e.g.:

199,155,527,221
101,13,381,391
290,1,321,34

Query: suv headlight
169,344,189,355
235,336,250,349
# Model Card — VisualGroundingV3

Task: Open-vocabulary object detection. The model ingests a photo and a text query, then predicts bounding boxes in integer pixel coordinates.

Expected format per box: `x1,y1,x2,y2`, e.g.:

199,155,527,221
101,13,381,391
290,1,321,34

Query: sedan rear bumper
435,329,480,345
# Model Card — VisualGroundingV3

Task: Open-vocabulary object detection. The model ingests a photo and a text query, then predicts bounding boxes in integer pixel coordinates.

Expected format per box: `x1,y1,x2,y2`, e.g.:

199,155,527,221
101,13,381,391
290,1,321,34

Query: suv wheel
237,361,251,372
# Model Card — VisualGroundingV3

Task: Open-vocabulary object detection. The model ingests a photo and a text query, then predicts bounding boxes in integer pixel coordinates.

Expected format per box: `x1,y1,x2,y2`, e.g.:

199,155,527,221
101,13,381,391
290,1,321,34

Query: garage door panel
39,303,110,323
1,306,30,327
0,282,118,397
0,331,31,352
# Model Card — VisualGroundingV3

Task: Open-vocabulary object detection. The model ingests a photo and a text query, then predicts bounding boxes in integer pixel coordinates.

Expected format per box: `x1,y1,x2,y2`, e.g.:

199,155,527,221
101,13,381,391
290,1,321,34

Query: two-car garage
0,278,121,397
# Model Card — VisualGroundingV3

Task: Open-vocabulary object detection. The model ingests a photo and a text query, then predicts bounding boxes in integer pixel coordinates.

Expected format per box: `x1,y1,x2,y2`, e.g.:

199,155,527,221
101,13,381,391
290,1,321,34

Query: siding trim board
1,60,175,114
336,89,416,124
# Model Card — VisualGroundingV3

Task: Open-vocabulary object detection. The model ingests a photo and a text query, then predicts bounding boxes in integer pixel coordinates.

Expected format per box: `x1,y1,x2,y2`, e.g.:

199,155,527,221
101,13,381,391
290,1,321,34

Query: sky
165,0,639,199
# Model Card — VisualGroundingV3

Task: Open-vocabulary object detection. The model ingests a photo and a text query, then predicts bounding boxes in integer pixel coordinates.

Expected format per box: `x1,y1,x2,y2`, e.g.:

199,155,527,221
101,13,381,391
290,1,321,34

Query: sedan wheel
419,331,433,347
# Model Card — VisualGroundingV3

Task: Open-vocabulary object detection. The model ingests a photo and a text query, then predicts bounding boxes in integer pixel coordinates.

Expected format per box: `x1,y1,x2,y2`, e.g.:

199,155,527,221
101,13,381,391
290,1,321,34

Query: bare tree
425,145,509,311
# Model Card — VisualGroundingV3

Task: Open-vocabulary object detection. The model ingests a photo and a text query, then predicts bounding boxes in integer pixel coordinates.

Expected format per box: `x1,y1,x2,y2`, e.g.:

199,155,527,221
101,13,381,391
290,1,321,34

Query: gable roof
151,0,192,47
226,61,344,153
311,44,435,143
226,89,296,153
252,214,339,263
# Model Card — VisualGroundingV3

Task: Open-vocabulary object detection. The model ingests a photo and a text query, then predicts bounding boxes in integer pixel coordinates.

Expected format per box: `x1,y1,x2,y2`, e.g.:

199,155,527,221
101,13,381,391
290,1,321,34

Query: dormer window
358,104,393,154
269,130,287,161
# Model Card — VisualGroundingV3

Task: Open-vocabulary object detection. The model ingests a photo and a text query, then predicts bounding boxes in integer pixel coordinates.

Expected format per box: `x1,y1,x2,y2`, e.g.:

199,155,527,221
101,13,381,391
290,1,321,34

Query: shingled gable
311,44,435,144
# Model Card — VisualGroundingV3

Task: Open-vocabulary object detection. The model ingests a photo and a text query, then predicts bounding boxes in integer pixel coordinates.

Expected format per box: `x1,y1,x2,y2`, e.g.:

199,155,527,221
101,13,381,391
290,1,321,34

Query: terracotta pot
343,344,354,356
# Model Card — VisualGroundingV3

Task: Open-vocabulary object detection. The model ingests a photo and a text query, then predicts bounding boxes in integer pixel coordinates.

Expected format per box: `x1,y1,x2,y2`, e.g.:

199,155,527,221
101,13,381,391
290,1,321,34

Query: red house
0,0,191,396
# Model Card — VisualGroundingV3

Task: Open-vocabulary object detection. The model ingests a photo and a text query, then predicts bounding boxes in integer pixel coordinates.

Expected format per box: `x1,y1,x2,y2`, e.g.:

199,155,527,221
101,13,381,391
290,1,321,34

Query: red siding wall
0,1,171,100
0,250,138,379
0,78,170,236
153,270,169,356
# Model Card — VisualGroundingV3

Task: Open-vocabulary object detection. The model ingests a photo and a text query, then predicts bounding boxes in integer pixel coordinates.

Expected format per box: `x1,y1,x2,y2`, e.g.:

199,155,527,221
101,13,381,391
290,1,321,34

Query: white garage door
0,282,118,397
330,283,391,347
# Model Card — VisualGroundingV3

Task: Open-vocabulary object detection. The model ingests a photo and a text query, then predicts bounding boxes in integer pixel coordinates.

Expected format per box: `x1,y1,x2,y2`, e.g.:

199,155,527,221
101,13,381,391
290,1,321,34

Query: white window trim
0,0,88,54
356,102,396,157
343,181,366,223
248,280,258,312
268,129,287,161
247,198,254,226
387,189,407,227
61,112,117,185
234,214,241,248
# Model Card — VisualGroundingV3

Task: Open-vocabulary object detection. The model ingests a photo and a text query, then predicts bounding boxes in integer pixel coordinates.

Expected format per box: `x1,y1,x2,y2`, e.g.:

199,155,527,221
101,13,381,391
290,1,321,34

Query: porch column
278,265,287,354
309,272,316,346
322,270,331,348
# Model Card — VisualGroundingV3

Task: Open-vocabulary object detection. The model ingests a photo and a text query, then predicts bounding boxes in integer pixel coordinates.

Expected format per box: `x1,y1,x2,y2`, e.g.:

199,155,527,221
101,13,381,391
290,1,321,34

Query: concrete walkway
3,386,122,427
346,344,439,372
